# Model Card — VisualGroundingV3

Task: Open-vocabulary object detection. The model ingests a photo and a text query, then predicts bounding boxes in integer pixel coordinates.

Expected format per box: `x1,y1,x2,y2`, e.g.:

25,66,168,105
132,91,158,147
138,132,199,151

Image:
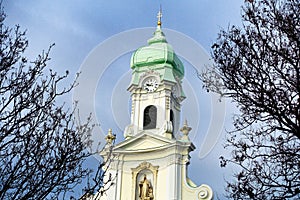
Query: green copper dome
130,27,184,79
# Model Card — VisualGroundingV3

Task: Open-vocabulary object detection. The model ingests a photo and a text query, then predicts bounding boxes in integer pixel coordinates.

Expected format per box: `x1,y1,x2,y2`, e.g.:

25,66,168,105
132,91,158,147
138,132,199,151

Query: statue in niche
139,174,154,200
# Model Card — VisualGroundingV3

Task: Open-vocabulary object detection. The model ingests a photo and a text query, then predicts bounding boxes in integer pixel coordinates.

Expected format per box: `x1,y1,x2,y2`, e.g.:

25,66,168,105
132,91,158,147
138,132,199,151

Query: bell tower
125,8,185,139
98,9,213,200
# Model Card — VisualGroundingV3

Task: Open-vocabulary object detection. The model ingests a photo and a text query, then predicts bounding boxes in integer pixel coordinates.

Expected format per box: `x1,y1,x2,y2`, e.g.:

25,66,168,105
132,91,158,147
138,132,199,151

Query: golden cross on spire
157,5,162,26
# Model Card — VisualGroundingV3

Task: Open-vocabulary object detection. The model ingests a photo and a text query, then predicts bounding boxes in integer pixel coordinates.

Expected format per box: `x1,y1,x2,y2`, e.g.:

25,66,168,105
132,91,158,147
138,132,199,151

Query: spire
147,6,166,45
157,5,162,27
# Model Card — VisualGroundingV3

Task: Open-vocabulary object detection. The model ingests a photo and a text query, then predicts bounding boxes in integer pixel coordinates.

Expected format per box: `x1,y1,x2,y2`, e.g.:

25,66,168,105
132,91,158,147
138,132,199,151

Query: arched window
143,105,157,130
170,110,174,135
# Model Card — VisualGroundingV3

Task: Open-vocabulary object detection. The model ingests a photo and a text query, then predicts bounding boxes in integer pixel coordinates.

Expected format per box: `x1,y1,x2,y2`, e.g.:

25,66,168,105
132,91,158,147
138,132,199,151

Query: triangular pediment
114,132,175,152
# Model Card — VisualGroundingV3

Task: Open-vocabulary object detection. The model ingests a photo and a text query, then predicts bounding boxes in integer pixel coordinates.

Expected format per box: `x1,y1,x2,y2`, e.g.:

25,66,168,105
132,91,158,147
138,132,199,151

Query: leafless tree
200,0,300,199
0,5,112,200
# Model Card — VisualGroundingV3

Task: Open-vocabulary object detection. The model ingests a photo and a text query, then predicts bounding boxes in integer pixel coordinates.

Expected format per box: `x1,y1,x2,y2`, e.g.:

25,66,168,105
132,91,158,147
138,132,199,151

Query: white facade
99,132,213,200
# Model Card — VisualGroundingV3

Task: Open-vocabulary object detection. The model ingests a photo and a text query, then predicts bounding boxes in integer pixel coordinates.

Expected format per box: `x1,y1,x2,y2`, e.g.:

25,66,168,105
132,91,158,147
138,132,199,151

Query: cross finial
157,5,162,26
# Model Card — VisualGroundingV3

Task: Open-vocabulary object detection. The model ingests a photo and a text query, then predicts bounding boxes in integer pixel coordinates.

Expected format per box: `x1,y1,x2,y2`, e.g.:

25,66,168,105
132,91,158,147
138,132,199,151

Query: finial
105,128,116,145
180,119,192,141
183,119,188,126
157,5,162,27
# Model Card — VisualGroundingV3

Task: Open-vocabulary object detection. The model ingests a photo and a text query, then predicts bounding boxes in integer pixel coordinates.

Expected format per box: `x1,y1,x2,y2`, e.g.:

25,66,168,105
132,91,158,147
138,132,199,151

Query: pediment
114,132,174,152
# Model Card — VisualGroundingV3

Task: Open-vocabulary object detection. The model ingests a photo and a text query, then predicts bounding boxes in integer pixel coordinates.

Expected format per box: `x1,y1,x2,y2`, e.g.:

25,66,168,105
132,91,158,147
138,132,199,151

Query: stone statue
139,174,154,200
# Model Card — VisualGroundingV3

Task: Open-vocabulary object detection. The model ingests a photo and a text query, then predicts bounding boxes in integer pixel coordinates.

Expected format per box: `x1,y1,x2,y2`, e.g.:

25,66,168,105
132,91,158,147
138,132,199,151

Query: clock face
143,78,159,92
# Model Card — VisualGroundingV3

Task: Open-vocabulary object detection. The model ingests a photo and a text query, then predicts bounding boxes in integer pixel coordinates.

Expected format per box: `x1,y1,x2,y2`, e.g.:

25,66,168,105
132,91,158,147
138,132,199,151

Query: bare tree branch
201,0,300,199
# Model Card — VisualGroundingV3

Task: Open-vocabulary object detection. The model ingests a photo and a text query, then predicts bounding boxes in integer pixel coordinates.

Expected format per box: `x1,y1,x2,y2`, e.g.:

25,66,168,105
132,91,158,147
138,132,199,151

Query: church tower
124,9,185,140
99,9,213,200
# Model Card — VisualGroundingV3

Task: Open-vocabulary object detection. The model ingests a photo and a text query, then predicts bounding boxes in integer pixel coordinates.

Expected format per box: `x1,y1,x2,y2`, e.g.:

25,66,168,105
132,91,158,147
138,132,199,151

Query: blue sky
4,0,245,198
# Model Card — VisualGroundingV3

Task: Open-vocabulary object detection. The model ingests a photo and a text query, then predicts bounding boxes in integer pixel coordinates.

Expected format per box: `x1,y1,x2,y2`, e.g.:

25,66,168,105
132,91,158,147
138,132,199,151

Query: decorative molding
131,100,135,115
167,154,182,166
166,96,170,110
140,70,160,80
